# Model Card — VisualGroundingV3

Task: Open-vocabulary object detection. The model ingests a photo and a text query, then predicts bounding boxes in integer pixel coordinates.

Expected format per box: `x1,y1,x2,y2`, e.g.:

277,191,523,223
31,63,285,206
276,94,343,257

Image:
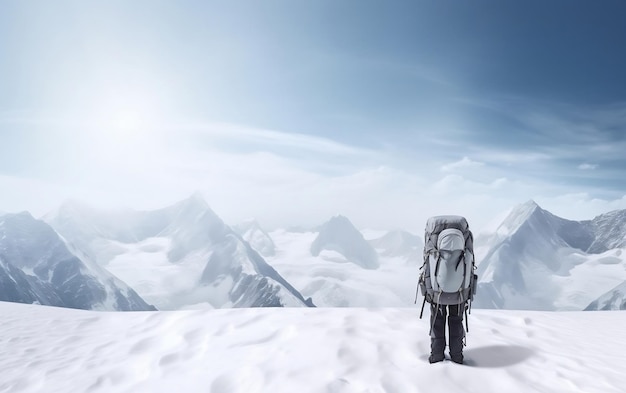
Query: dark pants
430,303,465,361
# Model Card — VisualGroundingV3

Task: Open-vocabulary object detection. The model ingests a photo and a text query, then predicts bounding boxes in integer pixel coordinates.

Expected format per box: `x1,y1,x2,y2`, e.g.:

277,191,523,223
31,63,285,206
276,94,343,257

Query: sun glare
113,110,144,133
90,91,161,143
75,76,169,138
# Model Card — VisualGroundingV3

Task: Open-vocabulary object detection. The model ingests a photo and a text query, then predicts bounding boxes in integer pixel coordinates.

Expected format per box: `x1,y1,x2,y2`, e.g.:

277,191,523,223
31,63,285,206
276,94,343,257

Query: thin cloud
2,117,625,234
175,122,370,157
512,102,626,152
441,157,485,172
578,163,598,170
536,193,626,222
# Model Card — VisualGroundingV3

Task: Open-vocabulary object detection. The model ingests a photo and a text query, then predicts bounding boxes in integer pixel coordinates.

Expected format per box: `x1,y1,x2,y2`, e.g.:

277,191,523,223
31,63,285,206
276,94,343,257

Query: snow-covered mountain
585,209,626,253
474,200,626,311
45,194,313,310
233,219,276,257
310,215,379,269
0,254,59,306
585,279,626,310
368,230,423,262
0,212,155,311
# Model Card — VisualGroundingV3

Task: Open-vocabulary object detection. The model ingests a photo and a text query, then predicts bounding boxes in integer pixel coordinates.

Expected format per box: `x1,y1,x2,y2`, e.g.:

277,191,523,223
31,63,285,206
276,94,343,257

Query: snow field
268,230,419,308
1,302,625,393
104,237,215,310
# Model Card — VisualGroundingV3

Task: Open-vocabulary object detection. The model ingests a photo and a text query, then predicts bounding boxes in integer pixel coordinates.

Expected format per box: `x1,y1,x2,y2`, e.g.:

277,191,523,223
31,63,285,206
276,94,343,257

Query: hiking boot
429,337,445,364
428,353,445,363
430,336,445,349
450,353,464,364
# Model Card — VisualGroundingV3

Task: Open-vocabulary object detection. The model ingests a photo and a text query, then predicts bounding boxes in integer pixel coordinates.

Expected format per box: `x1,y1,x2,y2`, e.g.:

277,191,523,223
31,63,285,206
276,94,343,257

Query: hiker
417,215,477,364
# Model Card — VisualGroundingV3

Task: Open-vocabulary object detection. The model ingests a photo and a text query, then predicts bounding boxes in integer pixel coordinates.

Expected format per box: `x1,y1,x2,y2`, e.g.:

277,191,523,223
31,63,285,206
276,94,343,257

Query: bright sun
85,81,164,140
94,98,158,143
85,100,162,165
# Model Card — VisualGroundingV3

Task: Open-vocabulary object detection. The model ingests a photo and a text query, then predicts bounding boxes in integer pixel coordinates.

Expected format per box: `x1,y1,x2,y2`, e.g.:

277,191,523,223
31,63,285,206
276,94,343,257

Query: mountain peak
47,199,124,226
165,193,216,221
327,214,354,227
55,199,98,216
311,215,379,269
511,199,541,216
496,200,542,236
0,211,38,229
178,192,210,209
521,199,540,211
233,219,276,257
7,211,35,219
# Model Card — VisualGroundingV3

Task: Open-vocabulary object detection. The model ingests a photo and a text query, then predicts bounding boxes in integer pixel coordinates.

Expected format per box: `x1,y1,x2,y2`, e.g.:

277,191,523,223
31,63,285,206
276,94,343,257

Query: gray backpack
417,216,477,317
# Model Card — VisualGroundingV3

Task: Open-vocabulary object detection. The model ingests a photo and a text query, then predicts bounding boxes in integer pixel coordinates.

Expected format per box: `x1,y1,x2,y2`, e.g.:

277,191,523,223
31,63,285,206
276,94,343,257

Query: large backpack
417,216,477,319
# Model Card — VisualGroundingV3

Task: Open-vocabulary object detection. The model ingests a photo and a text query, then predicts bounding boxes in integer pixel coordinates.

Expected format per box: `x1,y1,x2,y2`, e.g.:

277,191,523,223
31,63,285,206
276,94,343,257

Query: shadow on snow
420,345,534,368
463,345,534,368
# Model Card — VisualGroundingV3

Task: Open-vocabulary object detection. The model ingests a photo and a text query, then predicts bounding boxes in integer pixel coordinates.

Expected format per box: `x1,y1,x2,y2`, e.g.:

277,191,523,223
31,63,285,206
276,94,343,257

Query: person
417,215,475,365
429,303,465,364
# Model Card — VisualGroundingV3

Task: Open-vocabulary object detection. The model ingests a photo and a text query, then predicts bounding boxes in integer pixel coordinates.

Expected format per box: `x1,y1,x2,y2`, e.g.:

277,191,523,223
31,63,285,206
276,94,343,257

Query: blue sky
1,1,626,231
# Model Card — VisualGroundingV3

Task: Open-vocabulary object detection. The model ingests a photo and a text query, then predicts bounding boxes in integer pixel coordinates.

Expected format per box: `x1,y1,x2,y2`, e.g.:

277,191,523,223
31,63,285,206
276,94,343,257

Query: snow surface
1,301,625,393
268,229,420,307
104,237,211,309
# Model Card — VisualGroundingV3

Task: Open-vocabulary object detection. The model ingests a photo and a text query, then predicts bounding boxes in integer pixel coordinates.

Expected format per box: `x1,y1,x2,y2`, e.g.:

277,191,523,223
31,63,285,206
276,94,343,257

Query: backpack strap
461,251,468,293
414,276,421,305
433,253,441,278
428,290,442,336
455,250,465,270
419,294,427,319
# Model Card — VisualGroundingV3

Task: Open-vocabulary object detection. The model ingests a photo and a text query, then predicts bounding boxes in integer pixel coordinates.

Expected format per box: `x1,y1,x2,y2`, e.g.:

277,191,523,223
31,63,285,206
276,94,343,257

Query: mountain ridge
475,200,626,310
0,211,155,311
45,196,313,310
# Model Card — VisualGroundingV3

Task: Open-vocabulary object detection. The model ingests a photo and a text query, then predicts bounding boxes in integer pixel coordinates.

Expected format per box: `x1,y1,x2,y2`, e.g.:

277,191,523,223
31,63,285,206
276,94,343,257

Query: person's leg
429,303,447,363
448,304,465,364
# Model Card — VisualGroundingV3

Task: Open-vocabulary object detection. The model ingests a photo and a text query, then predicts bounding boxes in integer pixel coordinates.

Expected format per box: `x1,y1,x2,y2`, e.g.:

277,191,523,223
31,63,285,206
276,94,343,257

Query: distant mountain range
44,194,313,310
2,196,625,311
474,200,626,311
